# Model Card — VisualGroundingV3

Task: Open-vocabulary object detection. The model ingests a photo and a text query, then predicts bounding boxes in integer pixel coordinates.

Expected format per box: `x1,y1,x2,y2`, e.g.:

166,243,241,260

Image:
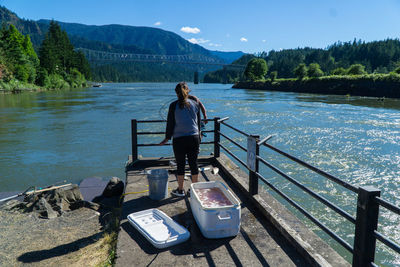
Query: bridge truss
76,48,246,69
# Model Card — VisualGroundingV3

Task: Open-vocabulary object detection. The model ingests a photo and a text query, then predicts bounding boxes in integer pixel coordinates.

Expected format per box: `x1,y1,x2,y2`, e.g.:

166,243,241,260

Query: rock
102,177,124,197
46,184,84,211
34,198,58,219
0,199,23,211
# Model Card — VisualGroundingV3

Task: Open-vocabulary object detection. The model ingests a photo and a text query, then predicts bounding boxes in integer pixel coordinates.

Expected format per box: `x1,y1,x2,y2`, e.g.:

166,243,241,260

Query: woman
159,82,203,197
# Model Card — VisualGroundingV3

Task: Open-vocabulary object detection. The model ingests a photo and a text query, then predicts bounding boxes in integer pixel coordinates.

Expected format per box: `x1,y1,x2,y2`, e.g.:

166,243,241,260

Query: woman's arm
189,95,207,123
160,102,175,145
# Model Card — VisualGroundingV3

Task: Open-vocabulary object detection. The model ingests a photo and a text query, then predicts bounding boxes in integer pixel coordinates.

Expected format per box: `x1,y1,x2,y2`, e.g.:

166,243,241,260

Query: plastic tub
147,169,169,200
127,209,190,248
190,181,241,239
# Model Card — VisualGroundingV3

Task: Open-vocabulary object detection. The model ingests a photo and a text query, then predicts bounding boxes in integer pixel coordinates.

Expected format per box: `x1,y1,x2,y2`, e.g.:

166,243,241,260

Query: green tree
244,58,268,81
0,24,38,82
39,21,91,85
269,71,278,81
294,63,307,79
347,64,367,75
393,66,400,74
307,63,324,77
332,67,347,75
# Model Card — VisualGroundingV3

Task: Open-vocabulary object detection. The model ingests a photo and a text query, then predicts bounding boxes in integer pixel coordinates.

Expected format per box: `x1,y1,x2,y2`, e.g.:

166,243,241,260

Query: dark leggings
172,135,200,175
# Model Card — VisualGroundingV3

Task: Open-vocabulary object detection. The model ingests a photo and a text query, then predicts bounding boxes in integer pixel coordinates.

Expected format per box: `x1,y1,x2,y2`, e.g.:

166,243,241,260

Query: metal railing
131,117,400,267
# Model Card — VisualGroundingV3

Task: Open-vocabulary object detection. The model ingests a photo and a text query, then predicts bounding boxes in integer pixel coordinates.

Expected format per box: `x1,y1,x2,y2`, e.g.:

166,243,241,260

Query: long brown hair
175,82,190,108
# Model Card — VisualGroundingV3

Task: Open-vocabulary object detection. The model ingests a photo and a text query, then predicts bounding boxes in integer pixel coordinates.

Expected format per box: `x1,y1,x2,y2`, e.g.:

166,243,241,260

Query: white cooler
190,181,241,239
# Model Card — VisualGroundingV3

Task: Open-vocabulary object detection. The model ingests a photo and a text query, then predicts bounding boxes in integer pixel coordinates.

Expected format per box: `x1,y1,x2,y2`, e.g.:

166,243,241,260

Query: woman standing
159,82,203,197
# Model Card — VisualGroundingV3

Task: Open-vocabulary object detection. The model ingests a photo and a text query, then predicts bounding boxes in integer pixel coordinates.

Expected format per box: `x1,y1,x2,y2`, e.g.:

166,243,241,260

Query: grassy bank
233,73,400,98
0,75,88,93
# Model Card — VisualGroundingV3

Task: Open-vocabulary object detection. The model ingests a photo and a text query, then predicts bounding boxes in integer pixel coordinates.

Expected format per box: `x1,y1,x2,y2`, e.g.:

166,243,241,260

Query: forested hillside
204,39,400,83
0,6,245,82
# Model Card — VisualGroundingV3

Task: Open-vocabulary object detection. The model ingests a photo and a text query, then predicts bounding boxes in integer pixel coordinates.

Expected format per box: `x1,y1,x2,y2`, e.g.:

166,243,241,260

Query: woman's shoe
171,188,185,197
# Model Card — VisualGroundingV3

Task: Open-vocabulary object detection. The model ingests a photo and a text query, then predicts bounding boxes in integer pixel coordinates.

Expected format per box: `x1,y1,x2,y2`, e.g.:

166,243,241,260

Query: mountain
210,50,246,64
37,19,217,56
0,6,246,82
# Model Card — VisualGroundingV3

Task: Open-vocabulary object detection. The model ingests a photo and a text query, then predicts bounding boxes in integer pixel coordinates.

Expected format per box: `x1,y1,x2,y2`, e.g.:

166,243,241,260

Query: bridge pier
194,71,199,84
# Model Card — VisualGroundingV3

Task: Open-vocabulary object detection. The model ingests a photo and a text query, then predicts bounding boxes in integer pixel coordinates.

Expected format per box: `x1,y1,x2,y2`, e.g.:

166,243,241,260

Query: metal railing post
352,186,381,267
131,119,138,161
248,135,259,195
214,117,220,157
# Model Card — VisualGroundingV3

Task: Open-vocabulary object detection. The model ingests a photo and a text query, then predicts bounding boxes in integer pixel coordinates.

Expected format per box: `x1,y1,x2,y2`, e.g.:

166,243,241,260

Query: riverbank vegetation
205,39,400,86
0,21,90,93
234,57,400,98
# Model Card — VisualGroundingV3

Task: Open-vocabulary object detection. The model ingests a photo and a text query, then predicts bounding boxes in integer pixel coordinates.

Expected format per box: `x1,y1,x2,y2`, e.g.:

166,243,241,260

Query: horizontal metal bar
221,121,250,137
137,120,166,123
137,131,164,135
263,142,358,193
136,118,213,123
138,143,171,146
257,156,356,224
219,143,249,170
137,130,214,135
200,141,214,145
375,197,400,215
257,135,274,146
256,172,354,253
138,141,214,147
374,230,400,254
218,117,229,123
219,132,247,152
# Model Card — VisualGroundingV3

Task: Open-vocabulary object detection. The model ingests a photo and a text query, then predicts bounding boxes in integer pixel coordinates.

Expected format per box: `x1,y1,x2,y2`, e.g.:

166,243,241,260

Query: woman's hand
159,138,169,146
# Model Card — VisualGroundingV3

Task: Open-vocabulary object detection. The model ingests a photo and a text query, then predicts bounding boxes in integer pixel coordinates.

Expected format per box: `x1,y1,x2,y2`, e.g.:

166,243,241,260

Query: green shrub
47,74,70,89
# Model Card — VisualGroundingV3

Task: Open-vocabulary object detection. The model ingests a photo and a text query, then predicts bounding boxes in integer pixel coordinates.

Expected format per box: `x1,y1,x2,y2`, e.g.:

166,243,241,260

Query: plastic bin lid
127,209,190,249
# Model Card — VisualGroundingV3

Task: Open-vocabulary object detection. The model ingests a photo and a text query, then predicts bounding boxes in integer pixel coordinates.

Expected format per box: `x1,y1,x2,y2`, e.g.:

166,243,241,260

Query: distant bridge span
76,48,246,69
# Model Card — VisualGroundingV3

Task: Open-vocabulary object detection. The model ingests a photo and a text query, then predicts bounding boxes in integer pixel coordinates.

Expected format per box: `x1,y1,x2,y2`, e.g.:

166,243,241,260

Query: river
0,82,399,265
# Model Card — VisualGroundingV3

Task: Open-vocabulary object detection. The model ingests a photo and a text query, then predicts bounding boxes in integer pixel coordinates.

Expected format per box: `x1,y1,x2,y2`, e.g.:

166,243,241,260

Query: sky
2,0,400,53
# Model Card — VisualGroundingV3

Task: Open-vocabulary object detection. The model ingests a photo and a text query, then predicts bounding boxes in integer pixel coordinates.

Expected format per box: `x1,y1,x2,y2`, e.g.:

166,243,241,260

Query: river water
0,83,399,265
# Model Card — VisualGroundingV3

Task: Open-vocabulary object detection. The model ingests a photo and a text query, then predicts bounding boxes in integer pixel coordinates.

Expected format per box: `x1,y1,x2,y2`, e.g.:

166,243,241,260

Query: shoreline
233,75,400,99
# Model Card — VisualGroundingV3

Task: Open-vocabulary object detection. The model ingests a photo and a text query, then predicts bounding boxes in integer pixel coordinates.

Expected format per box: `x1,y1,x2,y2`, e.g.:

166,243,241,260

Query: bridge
76,48,246,69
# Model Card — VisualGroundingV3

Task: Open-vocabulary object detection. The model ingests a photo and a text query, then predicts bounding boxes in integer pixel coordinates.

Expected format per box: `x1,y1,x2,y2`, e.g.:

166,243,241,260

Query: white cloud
262,40,266,43
180,26,201,34
188,38,209,44
240,37,248,42
209,43,222,47
154,21,161,26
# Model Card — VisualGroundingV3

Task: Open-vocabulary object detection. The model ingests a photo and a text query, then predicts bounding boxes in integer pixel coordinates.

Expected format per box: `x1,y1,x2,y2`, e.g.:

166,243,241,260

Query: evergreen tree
39,21,91,79
0,24,38,82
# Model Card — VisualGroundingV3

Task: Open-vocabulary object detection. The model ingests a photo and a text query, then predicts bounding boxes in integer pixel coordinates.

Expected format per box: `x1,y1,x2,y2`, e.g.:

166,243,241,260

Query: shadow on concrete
217,170,307,266
121,195,262,267
121,195,183,218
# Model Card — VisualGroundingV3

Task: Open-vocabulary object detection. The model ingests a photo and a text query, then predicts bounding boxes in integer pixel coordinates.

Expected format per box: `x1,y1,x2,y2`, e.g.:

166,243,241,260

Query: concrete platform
115,155,348,267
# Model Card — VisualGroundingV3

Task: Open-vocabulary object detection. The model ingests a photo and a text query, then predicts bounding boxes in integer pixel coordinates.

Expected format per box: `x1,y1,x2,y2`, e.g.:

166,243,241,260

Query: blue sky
2,0,400,53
